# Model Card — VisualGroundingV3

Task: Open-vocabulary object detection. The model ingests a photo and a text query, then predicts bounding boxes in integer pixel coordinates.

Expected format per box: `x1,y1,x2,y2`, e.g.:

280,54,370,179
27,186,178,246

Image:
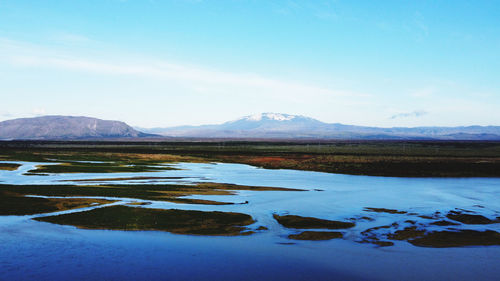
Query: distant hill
0,116,155,140
138,112,500,140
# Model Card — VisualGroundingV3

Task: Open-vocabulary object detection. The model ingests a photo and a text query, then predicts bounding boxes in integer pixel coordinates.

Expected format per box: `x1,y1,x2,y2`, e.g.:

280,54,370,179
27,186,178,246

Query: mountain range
1,113,500,140
138,113,500,140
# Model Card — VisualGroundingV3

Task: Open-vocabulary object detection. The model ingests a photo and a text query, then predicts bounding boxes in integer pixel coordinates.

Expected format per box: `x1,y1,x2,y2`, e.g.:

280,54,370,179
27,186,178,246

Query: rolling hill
0,116,155,140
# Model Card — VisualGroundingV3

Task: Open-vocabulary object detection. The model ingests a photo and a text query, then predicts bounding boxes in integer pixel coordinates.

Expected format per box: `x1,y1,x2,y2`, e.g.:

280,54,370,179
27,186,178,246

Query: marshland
1,141,500,280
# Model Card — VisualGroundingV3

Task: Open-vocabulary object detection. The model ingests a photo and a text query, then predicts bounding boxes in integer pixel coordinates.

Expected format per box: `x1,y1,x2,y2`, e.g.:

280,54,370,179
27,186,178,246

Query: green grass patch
35,205,255,235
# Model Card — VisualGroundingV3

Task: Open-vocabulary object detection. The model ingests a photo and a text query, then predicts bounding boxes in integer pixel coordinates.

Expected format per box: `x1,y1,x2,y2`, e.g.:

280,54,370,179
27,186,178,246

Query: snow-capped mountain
219,113,326,131
138,113,500,140
240,113,299,122
140,113,331,138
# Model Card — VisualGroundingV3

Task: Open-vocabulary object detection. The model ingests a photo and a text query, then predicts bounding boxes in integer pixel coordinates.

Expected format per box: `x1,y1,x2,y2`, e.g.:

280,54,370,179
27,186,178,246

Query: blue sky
0,0,499,127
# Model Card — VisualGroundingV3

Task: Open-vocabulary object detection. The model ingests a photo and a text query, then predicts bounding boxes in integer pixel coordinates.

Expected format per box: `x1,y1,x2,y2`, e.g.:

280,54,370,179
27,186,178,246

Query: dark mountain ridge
0,116,155,140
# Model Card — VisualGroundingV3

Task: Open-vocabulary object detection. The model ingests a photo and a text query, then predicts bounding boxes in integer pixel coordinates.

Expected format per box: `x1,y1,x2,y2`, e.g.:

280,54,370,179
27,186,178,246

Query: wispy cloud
0,37,368,103
390,110,428,120
31,108,47,116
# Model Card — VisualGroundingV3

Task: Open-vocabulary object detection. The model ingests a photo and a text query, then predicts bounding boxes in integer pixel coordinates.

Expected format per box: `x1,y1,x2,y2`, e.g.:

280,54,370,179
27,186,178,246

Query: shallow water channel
1,161,500,280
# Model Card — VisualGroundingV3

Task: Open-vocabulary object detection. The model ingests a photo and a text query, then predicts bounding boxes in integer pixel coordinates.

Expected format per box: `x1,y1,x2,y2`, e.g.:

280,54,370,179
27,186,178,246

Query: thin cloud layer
390,110,428,120
1,38,364,102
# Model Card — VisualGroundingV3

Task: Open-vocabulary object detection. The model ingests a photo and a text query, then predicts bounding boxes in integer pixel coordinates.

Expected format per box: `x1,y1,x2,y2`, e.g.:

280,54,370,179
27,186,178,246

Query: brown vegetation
273,214,355,229
446,210,498,224
0,163,21,171
409,230,500,247
288,231,343,241
364,207,407,214
0,191,114,215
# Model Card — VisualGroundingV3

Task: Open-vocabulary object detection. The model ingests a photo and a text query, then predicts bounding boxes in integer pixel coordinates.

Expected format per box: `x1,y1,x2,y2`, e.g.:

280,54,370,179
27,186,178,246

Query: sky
0,0,499,128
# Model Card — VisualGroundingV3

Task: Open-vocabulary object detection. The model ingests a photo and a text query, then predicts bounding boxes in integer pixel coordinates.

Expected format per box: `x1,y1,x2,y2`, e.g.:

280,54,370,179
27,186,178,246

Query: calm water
1,161,500,280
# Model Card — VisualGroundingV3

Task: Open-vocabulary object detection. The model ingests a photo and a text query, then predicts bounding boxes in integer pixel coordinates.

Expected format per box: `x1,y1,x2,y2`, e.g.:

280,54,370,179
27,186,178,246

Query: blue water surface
1,161,500,280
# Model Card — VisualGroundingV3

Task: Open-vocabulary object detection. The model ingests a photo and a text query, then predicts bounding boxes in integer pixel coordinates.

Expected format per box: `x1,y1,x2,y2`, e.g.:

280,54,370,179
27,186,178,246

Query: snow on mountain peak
244,113,296,122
